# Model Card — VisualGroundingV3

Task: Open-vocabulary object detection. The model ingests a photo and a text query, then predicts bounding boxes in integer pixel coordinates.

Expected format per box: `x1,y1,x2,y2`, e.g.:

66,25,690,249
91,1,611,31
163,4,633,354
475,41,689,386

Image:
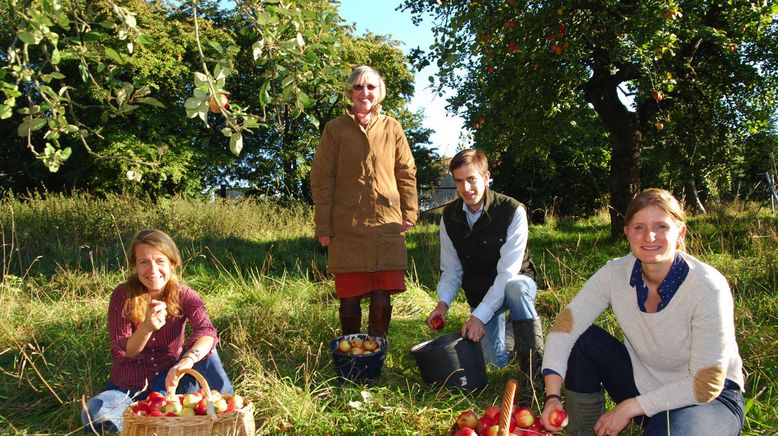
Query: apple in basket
182,392,203,408
230,394,245,410
163,398,183,415
131,401,149,416
363,337,380,352
455,410,478,429
512,406,535,428
195,398,208,415
337,338,351,353
349,337,364,348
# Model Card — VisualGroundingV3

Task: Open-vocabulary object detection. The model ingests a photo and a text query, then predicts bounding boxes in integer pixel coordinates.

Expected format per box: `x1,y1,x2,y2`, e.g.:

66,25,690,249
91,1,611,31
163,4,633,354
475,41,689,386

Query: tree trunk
684,179,706,213
584,67,643,239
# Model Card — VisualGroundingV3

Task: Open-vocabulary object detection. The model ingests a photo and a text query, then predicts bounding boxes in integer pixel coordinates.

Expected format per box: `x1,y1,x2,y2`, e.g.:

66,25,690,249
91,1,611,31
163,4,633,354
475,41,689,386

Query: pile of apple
451,404,568,436
130,389,245,417
335,335,382,356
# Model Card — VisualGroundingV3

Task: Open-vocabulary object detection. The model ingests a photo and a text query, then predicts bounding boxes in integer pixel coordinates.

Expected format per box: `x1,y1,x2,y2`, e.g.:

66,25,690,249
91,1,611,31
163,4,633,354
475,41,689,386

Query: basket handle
176,367,216,415
498,378,518,436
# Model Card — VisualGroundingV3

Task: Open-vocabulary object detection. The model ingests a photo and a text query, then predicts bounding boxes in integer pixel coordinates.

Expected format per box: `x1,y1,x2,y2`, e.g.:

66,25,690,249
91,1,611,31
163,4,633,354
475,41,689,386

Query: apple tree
402,0,778,236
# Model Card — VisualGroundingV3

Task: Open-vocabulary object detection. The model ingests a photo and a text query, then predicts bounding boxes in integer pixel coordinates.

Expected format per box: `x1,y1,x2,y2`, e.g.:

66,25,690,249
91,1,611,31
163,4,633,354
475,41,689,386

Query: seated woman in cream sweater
540,189,744,436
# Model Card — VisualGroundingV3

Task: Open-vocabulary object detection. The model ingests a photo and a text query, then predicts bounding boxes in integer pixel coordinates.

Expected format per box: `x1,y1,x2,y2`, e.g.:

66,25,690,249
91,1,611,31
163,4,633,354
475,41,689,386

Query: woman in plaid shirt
81,229,233,433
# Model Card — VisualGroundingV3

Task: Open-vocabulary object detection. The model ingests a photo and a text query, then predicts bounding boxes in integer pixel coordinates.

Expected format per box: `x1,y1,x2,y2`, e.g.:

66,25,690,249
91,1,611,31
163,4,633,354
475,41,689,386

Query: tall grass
0,193,775,434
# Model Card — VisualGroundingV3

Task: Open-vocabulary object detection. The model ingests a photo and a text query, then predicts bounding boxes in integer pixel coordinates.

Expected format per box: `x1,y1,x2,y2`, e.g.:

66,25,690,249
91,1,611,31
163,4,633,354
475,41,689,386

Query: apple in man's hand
430,315,445,331
549,408,569,427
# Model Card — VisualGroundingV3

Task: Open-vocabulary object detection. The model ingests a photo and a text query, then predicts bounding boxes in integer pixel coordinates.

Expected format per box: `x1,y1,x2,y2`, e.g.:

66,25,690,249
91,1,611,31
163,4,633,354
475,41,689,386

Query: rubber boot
368,302,392,338
564,389,605,436
513,318,544,378
339,304,362,335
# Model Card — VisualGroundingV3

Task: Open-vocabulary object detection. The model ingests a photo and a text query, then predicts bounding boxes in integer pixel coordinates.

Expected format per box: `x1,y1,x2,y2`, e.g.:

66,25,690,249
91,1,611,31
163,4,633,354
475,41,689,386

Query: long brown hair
625,188,687,251
123,229,182,324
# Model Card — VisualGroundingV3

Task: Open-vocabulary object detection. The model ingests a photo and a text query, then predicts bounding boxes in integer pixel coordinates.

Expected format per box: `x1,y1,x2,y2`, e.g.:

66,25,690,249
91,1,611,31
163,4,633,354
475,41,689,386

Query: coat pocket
376,190,402,223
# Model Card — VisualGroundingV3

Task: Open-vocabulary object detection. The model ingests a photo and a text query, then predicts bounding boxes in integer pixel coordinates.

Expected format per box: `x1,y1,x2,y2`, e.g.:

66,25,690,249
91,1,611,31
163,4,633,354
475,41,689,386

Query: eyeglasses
353,84,377,91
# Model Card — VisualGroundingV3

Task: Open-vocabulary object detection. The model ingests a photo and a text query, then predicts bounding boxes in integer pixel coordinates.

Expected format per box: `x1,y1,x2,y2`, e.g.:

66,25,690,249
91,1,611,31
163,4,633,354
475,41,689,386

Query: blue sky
338,0,464,157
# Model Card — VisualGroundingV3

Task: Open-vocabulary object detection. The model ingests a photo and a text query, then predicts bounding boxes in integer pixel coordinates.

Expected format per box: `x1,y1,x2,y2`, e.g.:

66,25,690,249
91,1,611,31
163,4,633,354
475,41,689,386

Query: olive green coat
311,112,419,273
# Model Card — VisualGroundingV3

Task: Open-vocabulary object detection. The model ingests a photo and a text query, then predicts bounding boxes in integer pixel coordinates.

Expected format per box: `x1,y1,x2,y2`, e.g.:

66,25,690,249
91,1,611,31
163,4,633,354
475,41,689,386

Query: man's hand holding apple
427,301,448,330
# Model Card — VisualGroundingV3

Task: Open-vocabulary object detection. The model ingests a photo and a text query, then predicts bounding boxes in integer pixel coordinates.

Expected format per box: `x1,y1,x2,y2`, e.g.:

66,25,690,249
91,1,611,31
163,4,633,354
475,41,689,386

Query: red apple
483,406,501,421
512,406,535,428
454,428,478,436
208,93,229,113
194,398,207,415
455,410,479,429
147,396,166,411
477,416,494,433
147,391,165,401
652,91,663,102
549,409,569,428
349,337,363,348
486,65,494,73
337,338,351,353
132,402,149,416
229,394,244,409
503,20,516,30
148,409,163,417
508,41,520,53
656,121,665,131
483,424,500,436
350,346,365,356
430,315,445,331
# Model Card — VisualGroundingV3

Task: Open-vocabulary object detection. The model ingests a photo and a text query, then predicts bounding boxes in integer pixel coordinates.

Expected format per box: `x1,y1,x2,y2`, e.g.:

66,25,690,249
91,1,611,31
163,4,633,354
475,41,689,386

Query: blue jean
81,350,233,433
566,325,745,435
480,275,538,367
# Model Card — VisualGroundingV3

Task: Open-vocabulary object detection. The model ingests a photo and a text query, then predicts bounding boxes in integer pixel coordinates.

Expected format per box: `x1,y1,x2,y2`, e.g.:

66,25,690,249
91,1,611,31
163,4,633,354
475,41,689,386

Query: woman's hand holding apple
145,299,167,332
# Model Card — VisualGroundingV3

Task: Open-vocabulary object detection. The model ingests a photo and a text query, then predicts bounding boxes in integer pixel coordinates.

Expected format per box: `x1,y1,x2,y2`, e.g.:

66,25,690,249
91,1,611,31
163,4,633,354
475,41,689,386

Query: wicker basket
449,378,518,436
121,368,255,436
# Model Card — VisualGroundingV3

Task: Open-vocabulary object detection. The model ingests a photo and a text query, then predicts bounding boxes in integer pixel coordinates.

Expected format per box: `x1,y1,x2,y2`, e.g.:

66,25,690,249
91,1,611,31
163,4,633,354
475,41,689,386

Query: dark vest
442,190,536,308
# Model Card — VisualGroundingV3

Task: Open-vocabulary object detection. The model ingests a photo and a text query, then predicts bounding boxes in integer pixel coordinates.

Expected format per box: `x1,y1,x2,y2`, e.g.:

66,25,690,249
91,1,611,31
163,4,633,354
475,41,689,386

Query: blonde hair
625,188,687,251
344,65,386,115
123,229,182,324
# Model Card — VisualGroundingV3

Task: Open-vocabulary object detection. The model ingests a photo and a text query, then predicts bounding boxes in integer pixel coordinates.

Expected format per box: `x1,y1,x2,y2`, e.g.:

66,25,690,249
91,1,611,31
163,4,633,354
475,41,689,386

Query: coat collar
447,189,494,227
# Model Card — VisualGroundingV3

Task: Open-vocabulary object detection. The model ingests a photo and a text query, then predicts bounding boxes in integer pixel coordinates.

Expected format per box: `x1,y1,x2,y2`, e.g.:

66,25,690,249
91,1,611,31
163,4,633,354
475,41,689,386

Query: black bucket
410,332,487,391
328,333,387,382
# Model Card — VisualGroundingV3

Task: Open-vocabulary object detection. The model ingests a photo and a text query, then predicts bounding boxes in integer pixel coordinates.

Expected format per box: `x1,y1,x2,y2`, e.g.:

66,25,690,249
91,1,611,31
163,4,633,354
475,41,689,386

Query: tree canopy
403,0,777,234
0,0,442,197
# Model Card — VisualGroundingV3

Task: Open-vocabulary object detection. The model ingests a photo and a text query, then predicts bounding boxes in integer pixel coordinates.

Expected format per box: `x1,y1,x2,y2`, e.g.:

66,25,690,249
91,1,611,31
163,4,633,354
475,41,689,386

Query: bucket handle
498,378,518,436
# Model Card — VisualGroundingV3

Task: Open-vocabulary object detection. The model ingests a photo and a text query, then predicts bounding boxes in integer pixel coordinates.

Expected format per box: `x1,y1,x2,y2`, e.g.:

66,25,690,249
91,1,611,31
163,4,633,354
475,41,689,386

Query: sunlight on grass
0,194,775,434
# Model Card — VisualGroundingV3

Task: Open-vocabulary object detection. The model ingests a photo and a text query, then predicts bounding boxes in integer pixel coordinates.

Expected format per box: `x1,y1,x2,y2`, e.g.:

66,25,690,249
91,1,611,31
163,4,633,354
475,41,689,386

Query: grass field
0,193,775,434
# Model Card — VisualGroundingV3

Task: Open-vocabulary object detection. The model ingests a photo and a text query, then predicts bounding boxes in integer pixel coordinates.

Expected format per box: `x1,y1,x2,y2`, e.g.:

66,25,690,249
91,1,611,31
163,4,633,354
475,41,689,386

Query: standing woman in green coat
310,65,419,338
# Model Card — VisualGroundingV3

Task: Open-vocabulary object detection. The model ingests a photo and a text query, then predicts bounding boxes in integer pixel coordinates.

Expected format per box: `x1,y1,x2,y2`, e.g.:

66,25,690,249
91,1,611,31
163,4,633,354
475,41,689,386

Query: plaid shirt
108,283,218,390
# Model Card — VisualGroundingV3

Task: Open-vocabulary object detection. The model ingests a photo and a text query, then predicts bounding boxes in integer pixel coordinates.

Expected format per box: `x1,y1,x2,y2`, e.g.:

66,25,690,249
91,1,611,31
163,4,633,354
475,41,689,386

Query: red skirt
334,270,406,298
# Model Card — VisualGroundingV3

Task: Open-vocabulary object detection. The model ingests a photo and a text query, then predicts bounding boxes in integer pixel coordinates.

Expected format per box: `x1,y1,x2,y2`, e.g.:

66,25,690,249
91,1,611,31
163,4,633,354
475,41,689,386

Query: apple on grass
455,410,479,429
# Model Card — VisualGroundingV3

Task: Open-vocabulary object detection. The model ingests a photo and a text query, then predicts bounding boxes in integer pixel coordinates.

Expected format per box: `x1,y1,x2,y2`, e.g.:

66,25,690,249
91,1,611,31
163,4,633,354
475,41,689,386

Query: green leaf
51,49,61,65
0,105,12,120
194,72,209,88
185,97,203,110
60,147,72,160
229,132,243,155
105,47,124,64
82,31,102,42
18,31,38,45
296,90,314,108
137,97,165,108
29,117,48,132
306,113,320,130
259,81,271,108
208,40,224,54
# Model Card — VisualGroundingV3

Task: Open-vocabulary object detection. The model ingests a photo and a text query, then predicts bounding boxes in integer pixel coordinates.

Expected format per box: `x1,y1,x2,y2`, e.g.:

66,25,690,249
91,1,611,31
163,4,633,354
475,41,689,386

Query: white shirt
436,201,529,324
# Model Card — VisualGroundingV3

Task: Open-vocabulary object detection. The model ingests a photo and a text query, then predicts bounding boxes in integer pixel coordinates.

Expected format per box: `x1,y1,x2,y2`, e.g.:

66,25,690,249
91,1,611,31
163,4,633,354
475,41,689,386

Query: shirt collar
630,253,690,312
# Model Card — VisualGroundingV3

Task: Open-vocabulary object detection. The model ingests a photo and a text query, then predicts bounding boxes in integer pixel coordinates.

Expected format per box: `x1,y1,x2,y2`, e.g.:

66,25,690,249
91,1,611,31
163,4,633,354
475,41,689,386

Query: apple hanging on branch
208,93,230,113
